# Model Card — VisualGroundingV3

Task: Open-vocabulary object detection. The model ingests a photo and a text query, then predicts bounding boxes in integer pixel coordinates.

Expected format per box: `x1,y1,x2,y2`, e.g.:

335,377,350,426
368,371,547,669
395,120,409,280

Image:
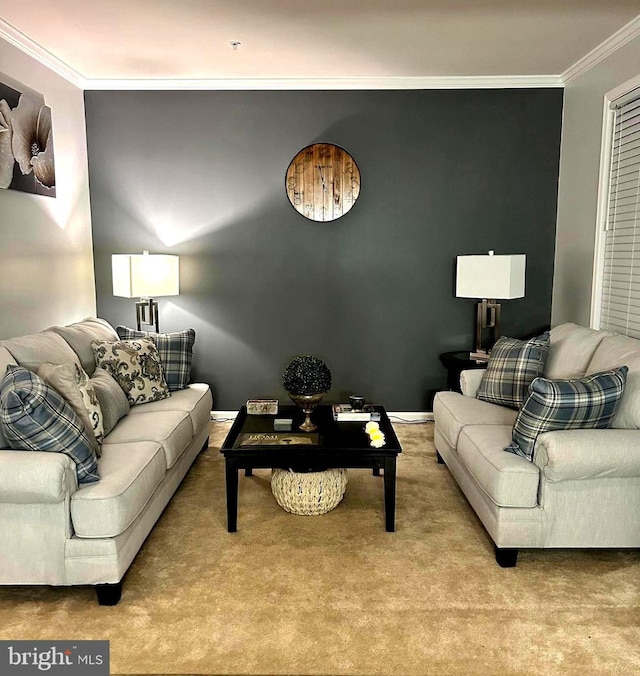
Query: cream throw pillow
37,361,105,455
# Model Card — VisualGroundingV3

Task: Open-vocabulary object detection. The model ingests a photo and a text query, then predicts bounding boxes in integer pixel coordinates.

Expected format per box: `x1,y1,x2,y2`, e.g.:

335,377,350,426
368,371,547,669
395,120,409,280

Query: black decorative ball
282,355,332,396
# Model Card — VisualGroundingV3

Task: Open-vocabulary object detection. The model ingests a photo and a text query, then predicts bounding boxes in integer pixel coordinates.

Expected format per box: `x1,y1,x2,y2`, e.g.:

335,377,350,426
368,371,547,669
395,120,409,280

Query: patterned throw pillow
0,365,100,484
91,338,170,406
506,367,629,461
477,333,551,410
38,362,105,455
115,326,195,391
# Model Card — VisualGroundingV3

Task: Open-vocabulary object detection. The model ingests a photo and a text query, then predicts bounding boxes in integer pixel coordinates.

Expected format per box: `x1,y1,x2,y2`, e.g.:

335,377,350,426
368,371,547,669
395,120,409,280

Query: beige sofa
434,323,640,566
0,318,212,604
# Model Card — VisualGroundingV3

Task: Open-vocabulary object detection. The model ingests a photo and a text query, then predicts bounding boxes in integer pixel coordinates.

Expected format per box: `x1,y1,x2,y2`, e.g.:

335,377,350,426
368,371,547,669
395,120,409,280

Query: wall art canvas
0,77,56,198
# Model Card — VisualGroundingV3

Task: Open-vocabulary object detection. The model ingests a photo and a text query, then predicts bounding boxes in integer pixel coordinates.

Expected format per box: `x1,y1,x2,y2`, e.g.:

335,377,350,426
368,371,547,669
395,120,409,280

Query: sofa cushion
92,337,170,406
544,323,611,380
507,367,629,461
586,334,640,429
116,326,196,391
0,331,80,371
433,391,518,450
71,441,166,538
477,333,550,410
102,409,193,469
90,369,130,435
127,383,211,436
458,425,540,508
0,365,100,484
50,318,119,376
37,362,104,455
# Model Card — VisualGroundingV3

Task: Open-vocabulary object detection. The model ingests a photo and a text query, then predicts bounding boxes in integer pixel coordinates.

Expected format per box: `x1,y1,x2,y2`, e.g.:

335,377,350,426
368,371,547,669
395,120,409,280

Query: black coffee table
220,404,402,532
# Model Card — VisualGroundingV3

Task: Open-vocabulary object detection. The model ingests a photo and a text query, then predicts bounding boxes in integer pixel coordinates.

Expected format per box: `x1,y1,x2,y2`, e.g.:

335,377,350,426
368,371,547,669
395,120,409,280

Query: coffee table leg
225,459,239,532
383,456,397,532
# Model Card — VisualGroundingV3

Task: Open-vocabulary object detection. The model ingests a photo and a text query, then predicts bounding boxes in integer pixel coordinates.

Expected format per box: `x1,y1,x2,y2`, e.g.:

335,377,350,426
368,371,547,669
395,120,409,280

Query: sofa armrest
533,429,640,481
0,450,78,503
460,369,485,398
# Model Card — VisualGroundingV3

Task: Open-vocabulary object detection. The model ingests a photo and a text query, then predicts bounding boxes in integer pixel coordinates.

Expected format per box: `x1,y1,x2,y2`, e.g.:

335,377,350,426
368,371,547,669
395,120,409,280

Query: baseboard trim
387,412,434,423
211,411,239,420
211,410,433,422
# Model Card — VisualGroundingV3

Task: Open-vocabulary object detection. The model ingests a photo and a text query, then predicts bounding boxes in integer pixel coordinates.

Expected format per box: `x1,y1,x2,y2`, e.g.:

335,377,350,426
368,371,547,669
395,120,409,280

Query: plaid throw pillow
116,326,195,391
506,367,629,461
477,333,550,410
0,365,100,484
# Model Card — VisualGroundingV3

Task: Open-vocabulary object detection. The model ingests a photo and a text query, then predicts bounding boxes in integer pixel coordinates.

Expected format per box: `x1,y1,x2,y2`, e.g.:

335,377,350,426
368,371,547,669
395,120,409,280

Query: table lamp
112,251,179,332
456,250,526,360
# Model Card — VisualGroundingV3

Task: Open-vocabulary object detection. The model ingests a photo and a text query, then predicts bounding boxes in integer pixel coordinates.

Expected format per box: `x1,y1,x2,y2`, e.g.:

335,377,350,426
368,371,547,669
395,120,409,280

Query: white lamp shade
112,253,179,298
456,253,526,300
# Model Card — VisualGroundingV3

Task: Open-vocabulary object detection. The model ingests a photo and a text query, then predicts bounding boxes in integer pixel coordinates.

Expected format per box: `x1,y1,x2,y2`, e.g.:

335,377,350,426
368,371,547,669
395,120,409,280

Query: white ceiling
0,0,639,87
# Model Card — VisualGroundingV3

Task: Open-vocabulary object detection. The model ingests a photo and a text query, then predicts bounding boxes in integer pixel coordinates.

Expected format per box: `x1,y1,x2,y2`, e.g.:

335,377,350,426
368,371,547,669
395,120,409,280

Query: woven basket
271,468,348,515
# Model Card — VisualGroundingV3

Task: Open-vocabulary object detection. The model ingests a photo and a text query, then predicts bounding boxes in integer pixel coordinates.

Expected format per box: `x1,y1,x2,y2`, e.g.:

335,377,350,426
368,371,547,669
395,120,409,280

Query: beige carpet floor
1,421,639,675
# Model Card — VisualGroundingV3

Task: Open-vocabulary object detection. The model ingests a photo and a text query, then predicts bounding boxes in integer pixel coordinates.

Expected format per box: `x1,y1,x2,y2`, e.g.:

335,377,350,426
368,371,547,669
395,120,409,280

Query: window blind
600,91,640,338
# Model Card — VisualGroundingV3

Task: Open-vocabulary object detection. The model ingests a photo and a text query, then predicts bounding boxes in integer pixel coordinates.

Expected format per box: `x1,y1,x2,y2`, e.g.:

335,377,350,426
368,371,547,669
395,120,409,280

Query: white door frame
590,73,640,329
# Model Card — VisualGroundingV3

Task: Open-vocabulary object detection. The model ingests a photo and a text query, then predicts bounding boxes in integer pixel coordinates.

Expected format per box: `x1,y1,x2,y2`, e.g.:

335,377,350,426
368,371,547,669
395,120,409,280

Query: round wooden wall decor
285,142,361,222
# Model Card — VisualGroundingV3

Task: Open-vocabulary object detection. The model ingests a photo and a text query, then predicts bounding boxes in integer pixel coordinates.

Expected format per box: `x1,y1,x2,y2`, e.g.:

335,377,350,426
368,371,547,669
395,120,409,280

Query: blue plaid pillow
116,326,195,391
0,365,100,484
506,367,629,461
477,333,550,410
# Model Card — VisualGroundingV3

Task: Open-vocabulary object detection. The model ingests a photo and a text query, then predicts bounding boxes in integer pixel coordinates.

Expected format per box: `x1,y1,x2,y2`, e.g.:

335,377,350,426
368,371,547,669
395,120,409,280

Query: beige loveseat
434,323,640,566
0,318,212,604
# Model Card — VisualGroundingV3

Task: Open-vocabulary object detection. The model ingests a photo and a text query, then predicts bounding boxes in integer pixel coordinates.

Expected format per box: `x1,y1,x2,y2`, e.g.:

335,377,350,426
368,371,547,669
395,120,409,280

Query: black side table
439,351,488,393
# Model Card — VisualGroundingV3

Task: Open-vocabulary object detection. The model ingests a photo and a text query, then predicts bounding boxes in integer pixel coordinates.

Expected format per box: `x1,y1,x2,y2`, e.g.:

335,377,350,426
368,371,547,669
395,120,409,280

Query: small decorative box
246,399,279,415
274,418,293,431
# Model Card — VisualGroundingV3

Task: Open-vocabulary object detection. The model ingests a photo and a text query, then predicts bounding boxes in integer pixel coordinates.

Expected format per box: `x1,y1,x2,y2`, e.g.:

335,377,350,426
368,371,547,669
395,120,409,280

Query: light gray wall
0,38,95,339
552,34,640,327
86,89,562,410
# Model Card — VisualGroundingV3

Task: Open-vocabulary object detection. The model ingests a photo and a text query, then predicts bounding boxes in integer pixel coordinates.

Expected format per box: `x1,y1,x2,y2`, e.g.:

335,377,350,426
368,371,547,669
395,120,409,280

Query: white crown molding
561,14,640,85
0,18,85,88
83,74,562,90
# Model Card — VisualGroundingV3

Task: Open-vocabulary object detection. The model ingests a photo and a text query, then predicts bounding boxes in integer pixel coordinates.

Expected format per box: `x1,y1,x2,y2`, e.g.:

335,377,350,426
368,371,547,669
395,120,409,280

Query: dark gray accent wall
85,89,563,410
